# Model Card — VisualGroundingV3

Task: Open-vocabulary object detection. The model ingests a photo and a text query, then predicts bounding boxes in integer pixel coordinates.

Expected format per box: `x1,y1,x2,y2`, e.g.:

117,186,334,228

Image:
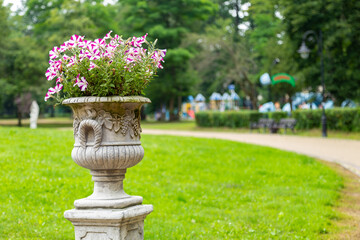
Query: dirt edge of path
321,160,360,240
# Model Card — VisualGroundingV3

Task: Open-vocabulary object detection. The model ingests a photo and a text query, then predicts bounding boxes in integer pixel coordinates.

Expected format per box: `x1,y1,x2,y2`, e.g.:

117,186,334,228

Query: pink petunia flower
68,35,84,47
130,33,148,47
49,47,60,60
62,54,70,61
104,30,113,40
59,43,67,53
86,46,101,60
45,67,57,81
74,75,88,91
46,84,63,100
79,40,91,49
88,61,97,71
44,93,51,101
93,38,106,50
66,55,78,67
49,60,62,72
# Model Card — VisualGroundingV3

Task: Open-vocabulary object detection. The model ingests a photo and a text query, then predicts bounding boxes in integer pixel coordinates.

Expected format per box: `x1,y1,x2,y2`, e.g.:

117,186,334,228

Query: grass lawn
1,118,360,140
0,127,348,239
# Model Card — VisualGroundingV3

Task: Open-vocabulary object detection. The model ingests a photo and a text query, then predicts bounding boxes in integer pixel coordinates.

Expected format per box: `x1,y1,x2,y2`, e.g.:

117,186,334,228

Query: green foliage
293,108,360,132
195,111,264,128
0,127,344,239
1,0,359,119
120,0,217,117
195,110,290,128
188,19,259,107
197,108,360,132
268,111,288,122
277,0,360,103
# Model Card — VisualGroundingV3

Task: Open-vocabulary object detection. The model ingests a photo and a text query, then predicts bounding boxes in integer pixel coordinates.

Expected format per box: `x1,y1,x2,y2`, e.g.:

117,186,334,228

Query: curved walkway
143,129,360,176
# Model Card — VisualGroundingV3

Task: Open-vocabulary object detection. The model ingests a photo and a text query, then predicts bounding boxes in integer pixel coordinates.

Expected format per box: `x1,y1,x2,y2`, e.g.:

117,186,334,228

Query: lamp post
297,30,327,137
268,58,280,102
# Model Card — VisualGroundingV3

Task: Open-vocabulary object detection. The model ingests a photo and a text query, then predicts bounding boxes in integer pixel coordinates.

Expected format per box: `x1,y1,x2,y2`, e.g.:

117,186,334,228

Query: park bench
250,118,297,134
271,118,297,134
250,118,275,133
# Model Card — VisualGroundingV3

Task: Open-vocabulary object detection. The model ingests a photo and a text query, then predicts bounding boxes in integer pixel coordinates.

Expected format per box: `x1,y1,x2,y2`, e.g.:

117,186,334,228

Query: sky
3,0,22,12
3,0,117,12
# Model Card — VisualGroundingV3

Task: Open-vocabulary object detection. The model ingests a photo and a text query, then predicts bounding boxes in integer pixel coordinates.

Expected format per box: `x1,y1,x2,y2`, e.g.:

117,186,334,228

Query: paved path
143,129,360,176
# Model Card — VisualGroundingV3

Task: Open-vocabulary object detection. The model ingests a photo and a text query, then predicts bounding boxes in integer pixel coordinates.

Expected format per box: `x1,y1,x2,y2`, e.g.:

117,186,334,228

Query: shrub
195,108,360,132
293,108,360,132
268,112,289,122
195,111,265,128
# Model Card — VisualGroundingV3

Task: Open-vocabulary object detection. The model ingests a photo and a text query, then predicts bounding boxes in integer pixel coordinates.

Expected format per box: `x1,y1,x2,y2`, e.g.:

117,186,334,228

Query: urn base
64,205,153,240
74,195,143,209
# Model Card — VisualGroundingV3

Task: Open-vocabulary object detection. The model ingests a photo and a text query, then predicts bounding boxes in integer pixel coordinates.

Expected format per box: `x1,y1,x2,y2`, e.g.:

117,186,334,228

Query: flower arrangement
44,31,166,102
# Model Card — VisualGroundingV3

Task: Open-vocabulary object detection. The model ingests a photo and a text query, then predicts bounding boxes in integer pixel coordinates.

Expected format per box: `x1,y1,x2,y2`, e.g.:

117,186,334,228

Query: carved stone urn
62,96,152,240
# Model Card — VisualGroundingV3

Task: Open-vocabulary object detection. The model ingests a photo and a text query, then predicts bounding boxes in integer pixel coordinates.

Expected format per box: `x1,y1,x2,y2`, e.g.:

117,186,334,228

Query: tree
189,20,259,108
0,0,12,116
119,0,217,120
245,0,302,105
278,0,360,103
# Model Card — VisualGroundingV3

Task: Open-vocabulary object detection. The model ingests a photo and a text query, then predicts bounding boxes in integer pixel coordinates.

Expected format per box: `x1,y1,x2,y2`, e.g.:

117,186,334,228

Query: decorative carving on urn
63,96,150,171
73,109,142,140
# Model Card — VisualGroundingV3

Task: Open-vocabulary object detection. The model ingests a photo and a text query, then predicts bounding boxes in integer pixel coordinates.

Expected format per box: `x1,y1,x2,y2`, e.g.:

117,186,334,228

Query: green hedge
195,111,264,128
268,112,289,122
195,108,360,132
293,108,360,132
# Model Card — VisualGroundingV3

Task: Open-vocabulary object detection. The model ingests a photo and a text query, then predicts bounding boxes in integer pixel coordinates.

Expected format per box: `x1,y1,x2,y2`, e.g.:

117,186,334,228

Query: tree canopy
0,0,359,120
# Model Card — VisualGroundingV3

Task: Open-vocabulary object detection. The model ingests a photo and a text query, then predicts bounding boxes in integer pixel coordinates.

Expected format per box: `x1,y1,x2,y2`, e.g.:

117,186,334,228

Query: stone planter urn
63,96,152,240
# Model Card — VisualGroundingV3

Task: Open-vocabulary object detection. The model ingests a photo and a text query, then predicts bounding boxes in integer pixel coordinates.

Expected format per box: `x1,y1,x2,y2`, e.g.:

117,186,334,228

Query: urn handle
78,119,102,151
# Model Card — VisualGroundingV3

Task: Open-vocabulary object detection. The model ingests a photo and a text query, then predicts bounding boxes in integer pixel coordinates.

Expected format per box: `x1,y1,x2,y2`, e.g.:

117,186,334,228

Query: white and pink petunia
59,42,70,52
49,60,62,72
159,49,167,58
66,55,78,67
48,84,63,94
74,75,88,91
79,39,92,49
45,84,63,101
62,54,70,61
45,67,57,81
44,93,51,101
93,38,106,50
103,44,117,58
49,47,60,60
130,33,148,47
68,35,84,47
103,31,113,40
88,61,97,71
86,47,101,60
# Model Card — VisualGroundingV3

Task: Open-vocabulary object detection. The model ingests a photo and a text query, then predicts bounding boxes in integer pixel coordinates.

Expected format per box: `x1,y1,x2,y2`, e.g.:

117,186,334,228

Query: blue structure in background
341,99,357,108
209,92,222,101
187,95,194,103
259,102,276,113
194,93,205,102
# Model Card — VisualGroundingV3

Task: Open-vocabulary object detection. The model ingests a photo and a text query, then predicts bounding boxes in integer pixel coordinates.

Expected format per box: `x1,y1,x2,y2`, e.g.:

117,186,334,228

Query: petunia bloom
49,47,60,60
74,75,88,91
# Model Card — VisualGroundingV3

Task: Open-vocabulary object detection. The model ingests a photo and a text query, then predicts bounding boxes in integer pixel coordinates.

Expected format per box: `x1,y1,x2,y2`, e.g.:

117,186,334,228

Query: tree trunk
17,111,22,127
177,95,182,120
169,97,178,121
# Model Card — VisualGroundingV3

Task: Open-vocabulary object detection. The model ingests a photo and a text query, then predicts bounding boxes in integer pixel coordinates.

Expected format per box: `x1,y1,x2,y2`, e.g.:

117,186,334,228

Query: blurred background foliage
0,0,359,120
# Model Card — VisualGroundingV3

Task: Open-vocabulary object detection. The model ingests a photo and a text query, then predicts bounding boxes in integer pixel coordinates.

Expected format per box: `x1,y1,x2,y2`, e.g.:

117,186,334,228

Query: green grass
0,127,345,239
1,118,360,140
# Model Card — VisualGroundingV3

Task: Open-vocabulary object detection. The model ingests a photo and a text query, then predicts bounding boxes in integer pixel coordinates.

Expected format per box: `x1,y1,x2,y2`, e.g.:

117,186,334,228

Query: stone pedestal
62,96,152,240
64,205,153,240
